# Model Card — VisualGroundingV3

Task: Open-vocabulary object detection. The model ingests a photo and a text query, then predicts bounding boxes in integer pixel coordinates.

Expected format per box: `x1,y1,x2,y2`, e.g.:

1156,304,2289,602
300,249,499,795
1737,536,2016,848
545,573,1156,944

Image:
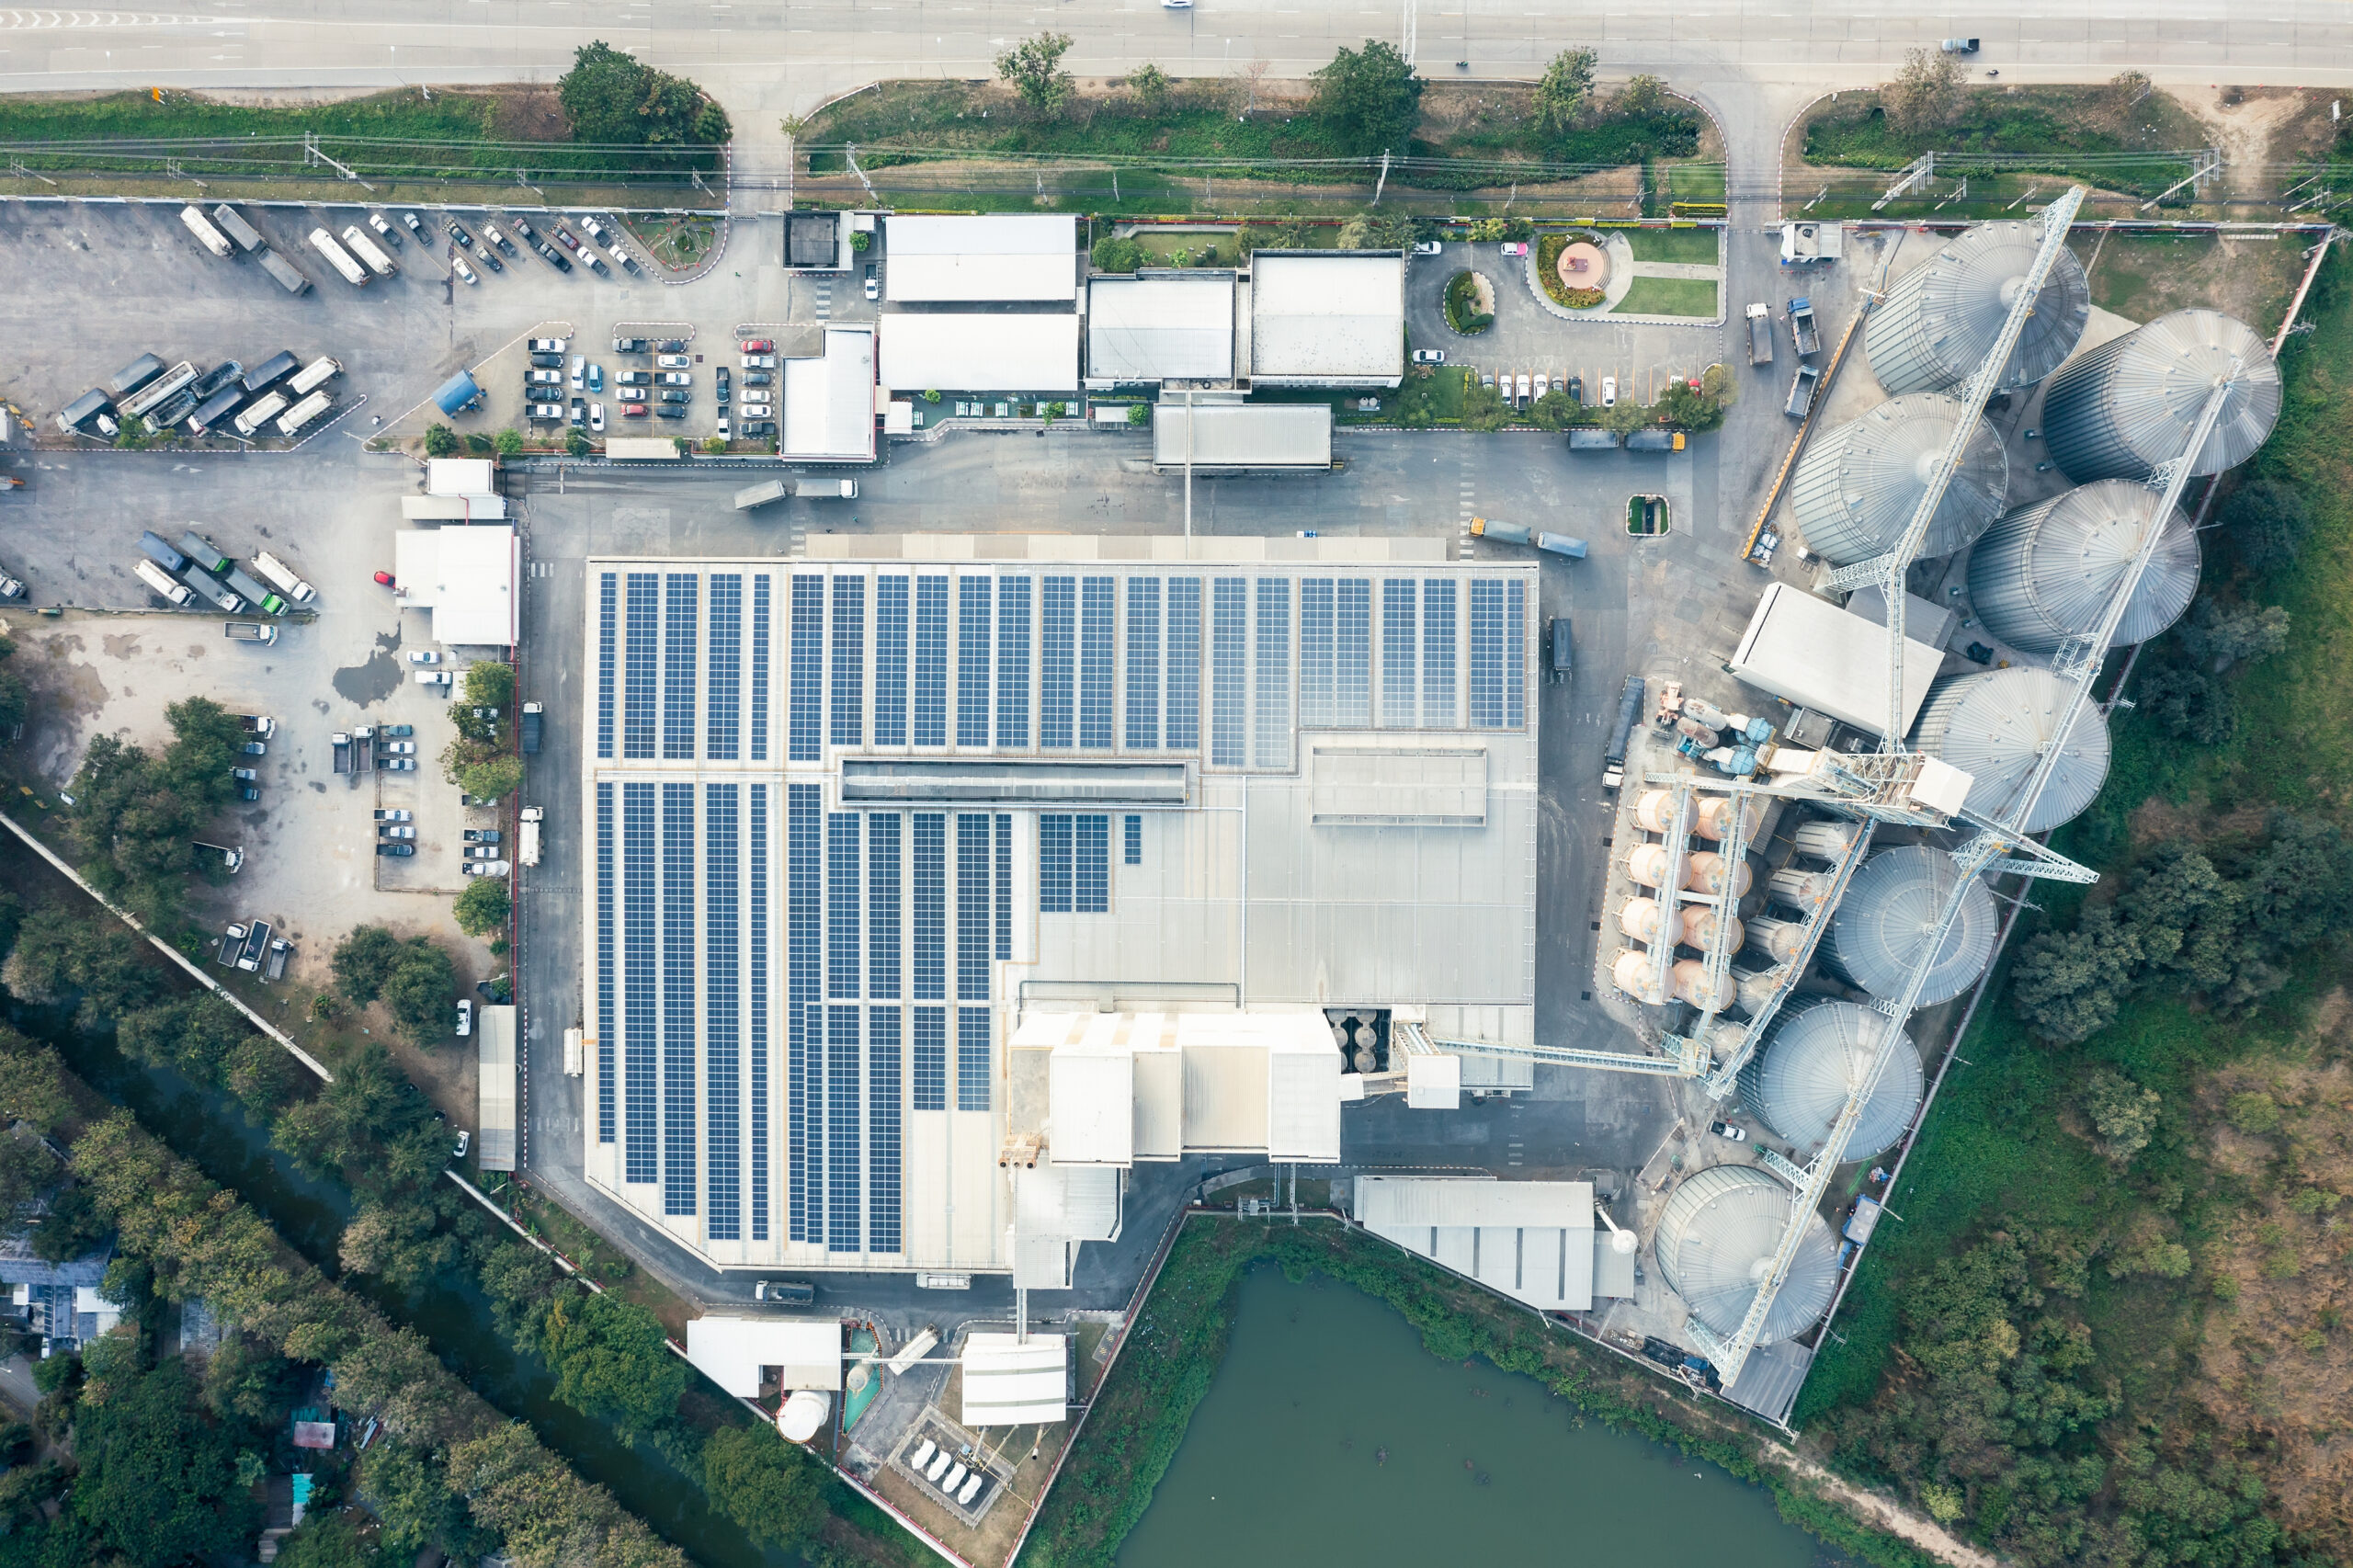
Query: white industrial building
879,313,1081,396
1248,251,1406,388
577,536,1540,1282
1085,273,1237,387
1152,401,1332,472
1727,582,1943,737
885,215,1077,303
1353,1176,1638,1312
393,525,517,647
781,324,879,463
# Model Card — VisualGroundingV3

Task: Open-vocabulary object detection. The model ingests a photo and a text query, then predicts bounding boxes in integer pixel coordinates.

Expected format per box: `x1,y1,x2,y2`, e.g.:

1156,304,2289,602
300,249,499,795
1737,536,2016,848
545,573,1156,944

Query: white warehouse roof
684,1316,842,1396
781,324,877,462
1729,581,1944,738
1086,274,1235,384
1355,1176,1612,1312
392,525,517,647
960,1333,1068,1426
1152,403,1331,469
887,214,1077,302
880,312,1080,394
1249,251,1405,386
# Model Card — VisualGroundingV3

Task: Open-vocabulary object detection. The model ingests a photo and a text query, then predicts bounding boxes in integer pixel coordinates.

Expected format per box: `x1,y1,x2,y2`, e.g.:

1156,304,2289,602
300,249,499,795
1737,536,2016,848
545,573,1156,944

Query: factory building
578,537,1540,1278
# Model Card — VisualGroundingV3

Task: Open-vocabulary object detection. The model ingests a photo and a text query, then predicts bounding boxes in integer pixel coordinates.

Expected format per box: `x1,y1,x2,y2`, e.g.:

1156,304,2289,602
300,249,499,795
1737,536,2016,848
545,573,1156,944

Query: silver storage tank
1911,667,2112,832
1822,845,1999,1006
1790,820,1864,864
1967,481,2200,656
1790,393,2008,565
1863,220,2093,396
1654,1165,1839,1345
1737,997,1924,1160
2041,309,2281,483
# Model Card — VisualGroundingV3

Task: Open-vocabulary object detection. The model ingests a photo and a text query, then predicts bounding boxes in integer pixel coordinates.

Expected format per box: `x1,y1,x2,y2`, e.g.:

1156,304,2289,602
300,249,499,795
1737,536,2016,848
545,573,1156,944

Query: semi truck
134,560,194,606
256,250,313,296
119,361,197,422
222,563,286,615
210,203,266,252
1468,517,1588,559
733,477,859,509
180,204,234,258
309,228,370,287
1601,675,1646,790
1566,428,1620,452
1745,301,1773,366
287,356,343,398
1788,296,1821,358
276,391,335,438
234,392,290,437
339,225,398,277
520,701,542,755
251,551,315,604
181,570,246,614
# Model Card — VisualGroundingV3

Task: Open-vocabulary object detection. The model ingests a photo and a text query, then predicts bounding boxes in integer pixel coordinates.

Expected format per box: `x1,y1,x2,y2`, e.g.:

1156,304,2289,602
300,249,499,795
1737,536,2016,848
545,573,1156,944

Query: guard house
578,537,1540,1280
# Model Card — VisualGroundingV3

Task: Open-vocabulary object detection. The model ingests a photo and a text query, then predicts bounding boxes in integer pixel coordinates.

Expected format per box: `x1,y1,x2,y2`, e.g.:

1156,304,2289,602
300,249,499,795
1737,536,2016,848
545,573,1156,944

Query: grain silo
1790,820,1865,864
2041,309,2281,483
1911,667,2112,832
1822,845,1998,1006
1789,394,2008,566
1737,998,1924,1160
1745,915,1811,966
1966,481,2200,656
1863,220,2092,396
1654,1165,1838,1345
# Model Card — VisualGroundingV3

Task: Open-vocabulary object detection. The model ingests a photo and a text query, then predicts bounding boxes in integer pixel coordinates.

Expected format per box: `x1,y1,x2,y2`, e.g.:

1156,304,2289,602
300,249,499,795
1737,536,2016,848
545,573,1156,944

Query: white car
450,255,479,286
463,859,512,878
1534,372,1550,401
741,354,777,369
570,354,585,390
529,337,566,353
656,353,691,369
1411,348,1446,365
738,390,773,409
716,415,730,441
456,998,473,1038
379,824,415,840
1412,239,1443,256
590,401,606,433
416,669,453,687
407,650,440,665
1515,372,1531,404
1601,375,1619,408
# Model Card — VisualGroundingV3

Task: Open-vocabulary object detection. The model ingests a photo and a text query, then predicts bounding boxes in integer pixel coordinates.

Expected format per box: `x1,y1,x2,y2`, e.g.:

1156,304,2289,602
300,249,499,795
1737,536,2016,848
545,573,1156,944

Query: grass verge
1615,275,1718,317
1624,226,1720,264
1798,84,2210,202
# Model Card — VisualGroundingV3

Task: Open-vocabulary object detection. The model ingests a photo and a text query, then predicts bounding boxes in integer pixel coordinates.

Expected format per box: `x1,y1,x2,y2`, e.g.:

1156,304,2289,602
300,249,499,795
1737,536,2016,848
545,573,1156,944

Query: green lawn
1801,85,2212,201
1623,226,1720,265
1614,276,1718,317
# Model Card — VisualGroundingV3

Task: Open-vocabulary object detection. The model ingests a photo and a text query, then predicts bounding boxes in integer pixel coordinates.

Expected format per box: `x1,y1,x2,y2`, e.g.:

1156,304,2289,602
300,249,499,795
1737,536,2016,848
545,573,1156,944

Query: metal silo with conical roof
1967,481,2200,656
1822,845,1998,1006
2041,309,2281,483
1863,220,2092,396
1911,667,2112,832
1737,997,1924,1161
1654,1165,1838,1346
1790,393,2008,565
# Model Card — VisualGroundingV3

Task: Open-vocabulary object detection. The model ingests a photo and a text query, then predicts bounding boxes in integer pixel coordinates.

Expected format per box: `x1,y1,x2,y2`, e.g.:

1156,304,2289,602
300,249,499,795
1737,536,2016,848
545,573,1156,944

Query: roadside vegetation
58,695,246,930
1797,254,2353,1566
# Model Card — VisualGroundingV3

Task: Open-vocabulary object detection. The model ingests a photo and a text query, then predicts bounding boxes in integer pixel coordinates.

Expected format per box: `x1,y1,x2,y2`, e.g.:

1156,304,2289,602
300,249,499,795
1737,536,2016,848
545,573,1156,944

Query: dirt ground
2069,229,2309,331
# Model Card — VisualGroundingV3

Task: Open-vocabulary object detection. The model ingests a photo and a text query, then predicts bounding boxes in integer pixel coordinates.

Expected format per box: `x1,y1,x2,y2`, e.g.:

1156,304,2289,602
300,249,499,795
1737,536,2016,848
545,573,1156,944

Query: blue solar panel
958,576,991,747
912,813,946,1000
597,782,614,1143
995,813,1012,961
1424,579,1458,727
1211,577,1246,767
831,575,865,748
1039,813,1072,914
624,573,657,759
914,575,949,746
913,1005,947,1111
1336,578,1371,726
995,576,1031,748
1125,577,1161,749
1300,578,1335,726
707,574,742,761
662,783,696,1217
1075,813,1109,913
828,812,860,999
1381,579,1416,726
957,814,989,1000
958,1006,991,1112
1039,575,1074,748
874,575,909,747
1507,577,1526,729
1254,577,1290,768
1081,576,1114,749
751,575,772,763
790,574,824,763
1470,578,1506,730
1125,813,1142,865
705,784,739,1241
664,574,698,761
868,1006,902,1253
597,573,618,759
749,784,769,1241
788,785,821,1242
1167,577,1201,750
869,814,901,1000
622,783,656,1182
826,1005,861,1253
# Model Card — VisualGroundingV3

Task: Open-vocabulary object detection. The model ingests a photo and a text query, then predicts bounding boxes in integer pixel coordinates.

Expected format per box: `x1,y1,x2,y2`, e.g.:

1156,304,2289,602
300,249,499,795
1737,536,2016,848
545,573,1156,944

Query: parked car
511,218,540,244
380,824,415,839
621,403,649,418
587,363,604,392
657,389,690,404
456,999,473,1037
464,828,502,844
741,420,776,437
529,402,564,422
231,767,258,783
656,371,692,387
474,244,503,273
408,650,439,664
654,404,686,419
570,401,587,427
384,741,416,755
447,220,474,248
590,402,606,433
538,243,572,272
1534,372,1550,401
387,724,415,737
1566,375,1584,404
716,415,731,441
374,570,395,586
401,211,425,235
369,212,402,247
450,255,479,286
462,860,511,878
484,223,517,256
1500,241,1529,256
529,337,565,353
657,353,690,370
656,339,688,353
525,369,563,386
616,369,651,386
529,352,563,369
416,669,453,687
373,808,412,822
377,842,415,857
1709,1120,1748,1142
241,740,267,756
740,338,773,354
452,1129,472,1157
613,336,648,354
1412,238,1443,256
1601,375,1618,407
379,756,417,771
466,844,502,858
742,353,777,369
1412,348,1445,365
865,270,880,301
238,784,260,801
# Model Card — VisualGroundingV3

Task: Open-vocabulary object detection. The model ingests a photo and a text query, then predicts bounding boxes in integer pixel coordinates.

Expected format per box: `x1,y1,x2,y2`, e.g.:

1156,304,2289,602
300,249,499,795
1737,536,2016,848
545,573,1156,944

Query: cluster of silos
1737,996,1924,1162
1612,789,1758,1009
1790,393,2009,566
1865,221,2094,397
2040,309,2282,484
1654,1165,1840,1346
1821,845,1998,1006
1330,1014,1384,1074
1724,816,1862,1018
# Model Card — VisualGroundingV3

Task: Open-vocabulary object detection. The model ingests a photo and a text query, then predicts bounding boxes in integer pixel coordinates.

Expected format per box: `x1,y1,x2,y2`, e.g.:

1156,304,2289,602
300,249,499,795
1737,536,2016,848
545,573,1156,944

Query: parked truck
520,701,542,755
287,356,343,398
1745,301,1774,366
234,392,290,437
222,621,277,644
519,806,543,868
186,385,248,437
256,249,313,296
1625,428,1687,452
222,564,286,615
180,204,234,258
251,551,315,604
276,391,335,439
1469,517,1589,559
733,477,858,509
176,529,230,574
1601,675,1646,790
138,531,188,574
119,361,197,422
243,351,300,394
332,732,352,774
339,225,398,277
210,203,266,252
1779,221,1844,267
182,571,246,614
1566,428,1620,452
1785,362,1822,420
1788,296,1821,358
309,228,370,287
133,560,194,606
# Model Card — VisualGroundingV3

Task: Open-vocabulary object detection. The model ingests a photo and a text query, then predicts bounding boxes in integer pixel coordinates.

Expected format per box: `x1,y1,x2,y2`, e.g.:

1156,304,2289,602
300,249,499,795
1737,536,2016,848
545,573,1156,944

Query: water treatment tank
1790,821,1863,864
778,1389,833,1442
1686,852,1754,899
1695,796,1764,843
1911,667,2112,832
1745,915,1810,966
2040,309,2281,483
1636,789,1696,835
1822,846,1998,1006
1863,220,2092,395
1654,1165,1839,1345
1789,393,2009,566
1966,481,2200,656
1737,997,1924,1160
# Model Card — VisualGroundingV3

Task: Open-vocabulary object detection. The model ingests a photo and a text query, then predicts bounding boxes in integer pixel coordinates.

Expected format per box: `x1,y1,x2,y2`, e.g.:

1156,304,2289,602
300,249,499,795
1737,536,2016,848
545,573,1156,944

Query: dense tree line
62,697,245,928
557,41,730,146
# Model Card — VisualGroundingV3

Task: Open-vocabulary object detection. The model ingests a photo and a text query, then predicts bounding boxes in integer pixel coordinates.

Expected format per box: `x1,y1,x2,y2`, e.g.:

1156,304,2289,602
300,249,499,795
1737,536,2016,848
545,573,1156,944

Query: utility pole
1401,0,1417,66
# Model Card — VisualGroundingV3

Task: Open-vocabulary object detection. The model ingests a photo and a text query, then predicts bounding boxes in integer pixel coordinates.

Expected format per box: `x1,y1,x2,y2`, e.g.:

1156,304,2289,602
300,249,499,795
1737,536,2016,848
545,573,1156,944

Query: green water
1119,1266,1844,1568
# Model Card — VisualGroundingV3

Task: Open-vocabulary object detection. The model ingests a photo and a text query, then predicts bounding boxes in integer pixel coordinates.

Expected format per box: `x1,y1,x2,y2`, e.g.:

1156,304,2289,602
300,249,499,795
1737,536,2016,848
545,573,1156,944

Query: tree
1534,48,1597,131
1125,62,1172,108
541,1290,688,1436
702,1424,826,1549
1126,403,1150,426
1883,47,1965,134
570,427,595,457
1336,210,1416,250
453,879,511,938
380,942,457,1044
1461,379,1512,432
2080,1071,2161,1164
331,925,407,1006
2177,598,2290,670
2010,903,2142,1044
461,756,525,802
2217,477,2312,577
1311,40,1423,155
493,426,525,459
995,32,1075,113
2134,665,2234,744
423,425,459,458
361,1440,481,1558
1613,73,1665,119
1599,397,1650,437
70,1356,259,1566
28,1183,108,1264
1089,235,1144,273
0,635,28,744
462,661,517,710
559,40,722,145
272,1511,373,1568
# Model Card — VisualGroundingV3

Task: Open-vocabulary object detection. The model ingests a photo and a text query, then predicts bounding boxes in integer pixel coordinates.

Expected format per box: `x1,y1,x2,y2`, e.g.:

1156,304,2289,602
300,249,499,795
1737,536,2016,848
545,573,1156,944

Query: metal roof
884,214,1076,302
475,1004,517,1172
1864,219,2091,395
684,1316,841,1395
1728,582,1946,737
1737,997,1921,1160
780,325,877,461
1654,1165,1836,1345
1912,667,2112,832
960,1333,1068,1426
878,312,1079,393
1307,744,1485,825
1789,393,2007,565
1086,274,1235,383
1822,845,1999,1006
1356,1176,1599,1312
1151,402,1333,469
1967,481,2200,656
1048,1045,1133,1165
392,526,516,646
1248,251,1406,385
2041,308,2282,483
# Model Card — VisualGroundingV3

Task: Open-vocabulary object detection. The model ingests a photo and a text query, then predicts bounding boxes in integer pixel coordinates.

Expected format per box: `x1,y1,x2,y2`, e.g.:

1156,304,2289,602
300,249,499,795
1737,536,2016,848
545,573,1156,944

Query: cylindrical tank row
1619,898,1745,953
1737,997,1925,1160
2040,308,2281,483
1613,949,1666,1004
1821,846,2000,1006
1769,867,1839,908
1790,393,2009,566
1790,820,1864,864
1966,481,2200,656
1671,960,1736,1011
1745,915,1812,966
1694,796,1764,843
1685,852,1754,899
1911,667,2113,833
1863,219,2092,397
1654,1165,1840,1344
1625,843,1682,891
1635,789,1696,835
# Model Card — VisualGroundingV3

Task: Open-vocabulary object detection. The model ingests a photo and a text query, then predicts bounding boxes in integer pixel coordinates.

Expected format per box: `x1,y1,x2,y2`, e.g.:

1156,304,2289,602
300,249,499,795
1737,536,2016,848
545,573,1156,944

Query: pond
1118,1265,1846,1568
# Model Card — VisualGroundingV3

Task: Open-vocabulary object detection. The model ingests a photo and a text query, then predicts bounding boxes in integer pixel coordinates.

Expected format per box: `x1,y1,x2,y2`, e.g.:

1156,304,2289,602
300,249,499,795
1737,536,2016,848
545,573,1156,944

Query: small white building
1086,273,1237,387
1352,1176,1638,1312
685,1316,843,1398
886,214,1077,303
1248,250,1406,388
1151,402,1332,472
959,1333,1068,1426
476,1004,517,1173
392,525,517,647
1728,581,1944,738
879,313,1081,395
781,324,879,462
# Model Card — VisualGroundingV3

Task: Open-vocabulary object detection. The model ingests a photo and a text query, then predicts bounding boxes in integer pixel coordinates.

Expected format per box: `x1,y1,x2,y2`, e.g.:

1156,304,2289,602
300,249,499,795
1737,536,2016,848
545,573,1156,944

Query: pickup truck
237,713,275,737
1788,296,1821,358
1745,301,1773,366
223,621,278,644
1785,363,1822,419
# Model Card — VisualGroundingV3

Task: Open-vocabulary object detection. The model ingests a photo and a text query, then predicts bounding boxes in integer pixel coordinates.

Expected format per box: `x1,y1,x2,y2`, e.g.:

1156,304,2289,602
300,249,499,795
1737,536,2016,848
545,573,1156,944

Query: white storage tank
1685,852,1753,899
2040,309,2281,483
778,1389,833,1442
1863,219,2092,396
1822,846,1999,1006
1654,1165,1838,1345
1745,915,1811,966
1911,667,2112,833
1695,796,1763,843
1613,949,1667,1005
1790,393,2008,566
1671,959,1735,1011
1966,481,2200,656
1636,789,1695,835
1737,997,1924,1160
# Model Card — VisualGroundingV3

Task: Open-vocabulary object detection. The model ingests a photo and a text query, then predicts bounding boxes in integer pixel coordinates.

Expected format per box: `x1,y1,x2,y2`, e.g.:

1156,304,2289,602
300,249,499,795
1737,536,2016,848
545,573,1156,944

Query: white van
134,560,194,606
179,205,233,258
251,551,316,604
233,391,290,437
276,391,334,437
287,356,344,398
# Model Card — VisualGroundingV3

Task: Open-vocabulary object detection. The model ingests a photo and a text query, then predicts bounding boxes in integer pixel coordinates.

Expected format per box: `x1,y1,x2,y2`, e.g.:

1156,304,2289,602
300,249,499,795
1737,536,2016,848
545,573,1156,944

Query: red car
620,403,649,418
740,338,774,354
373,570,395,587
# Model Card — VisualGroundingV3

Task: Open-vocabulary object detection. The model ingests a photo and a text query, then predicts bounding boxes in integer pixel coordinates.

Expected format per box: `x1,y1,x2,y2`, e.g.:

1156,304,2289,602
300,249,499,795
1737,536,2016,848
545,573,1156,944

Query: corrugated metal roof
1134,1049,1183,1159
1248,252,1404,384
1309,744,1485,825
685,1317,841,1395
885,215,1077,302
1182,1044,1268,1150
1911,667,2111,832
1966,481,2200,655
1088,274,1235,382
1357,1176,1597,1310
780,325,876,461
960,1333,1068,1426
1267,1050,1340,1162
1728,582,1943,737
476,1004,517,1172
1152,403,1332,467
1048,1048,1132,1165
1736,997,1921,1159
877,312,1079,393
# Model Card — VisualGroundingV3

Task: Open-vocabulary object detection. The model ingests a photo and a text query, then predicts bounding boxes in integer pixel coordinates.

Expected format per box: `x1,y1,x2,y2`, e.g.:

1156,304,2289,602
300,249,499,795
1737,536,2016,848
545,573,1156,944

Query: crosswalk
1456,466,1478,559
813,278,832,322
